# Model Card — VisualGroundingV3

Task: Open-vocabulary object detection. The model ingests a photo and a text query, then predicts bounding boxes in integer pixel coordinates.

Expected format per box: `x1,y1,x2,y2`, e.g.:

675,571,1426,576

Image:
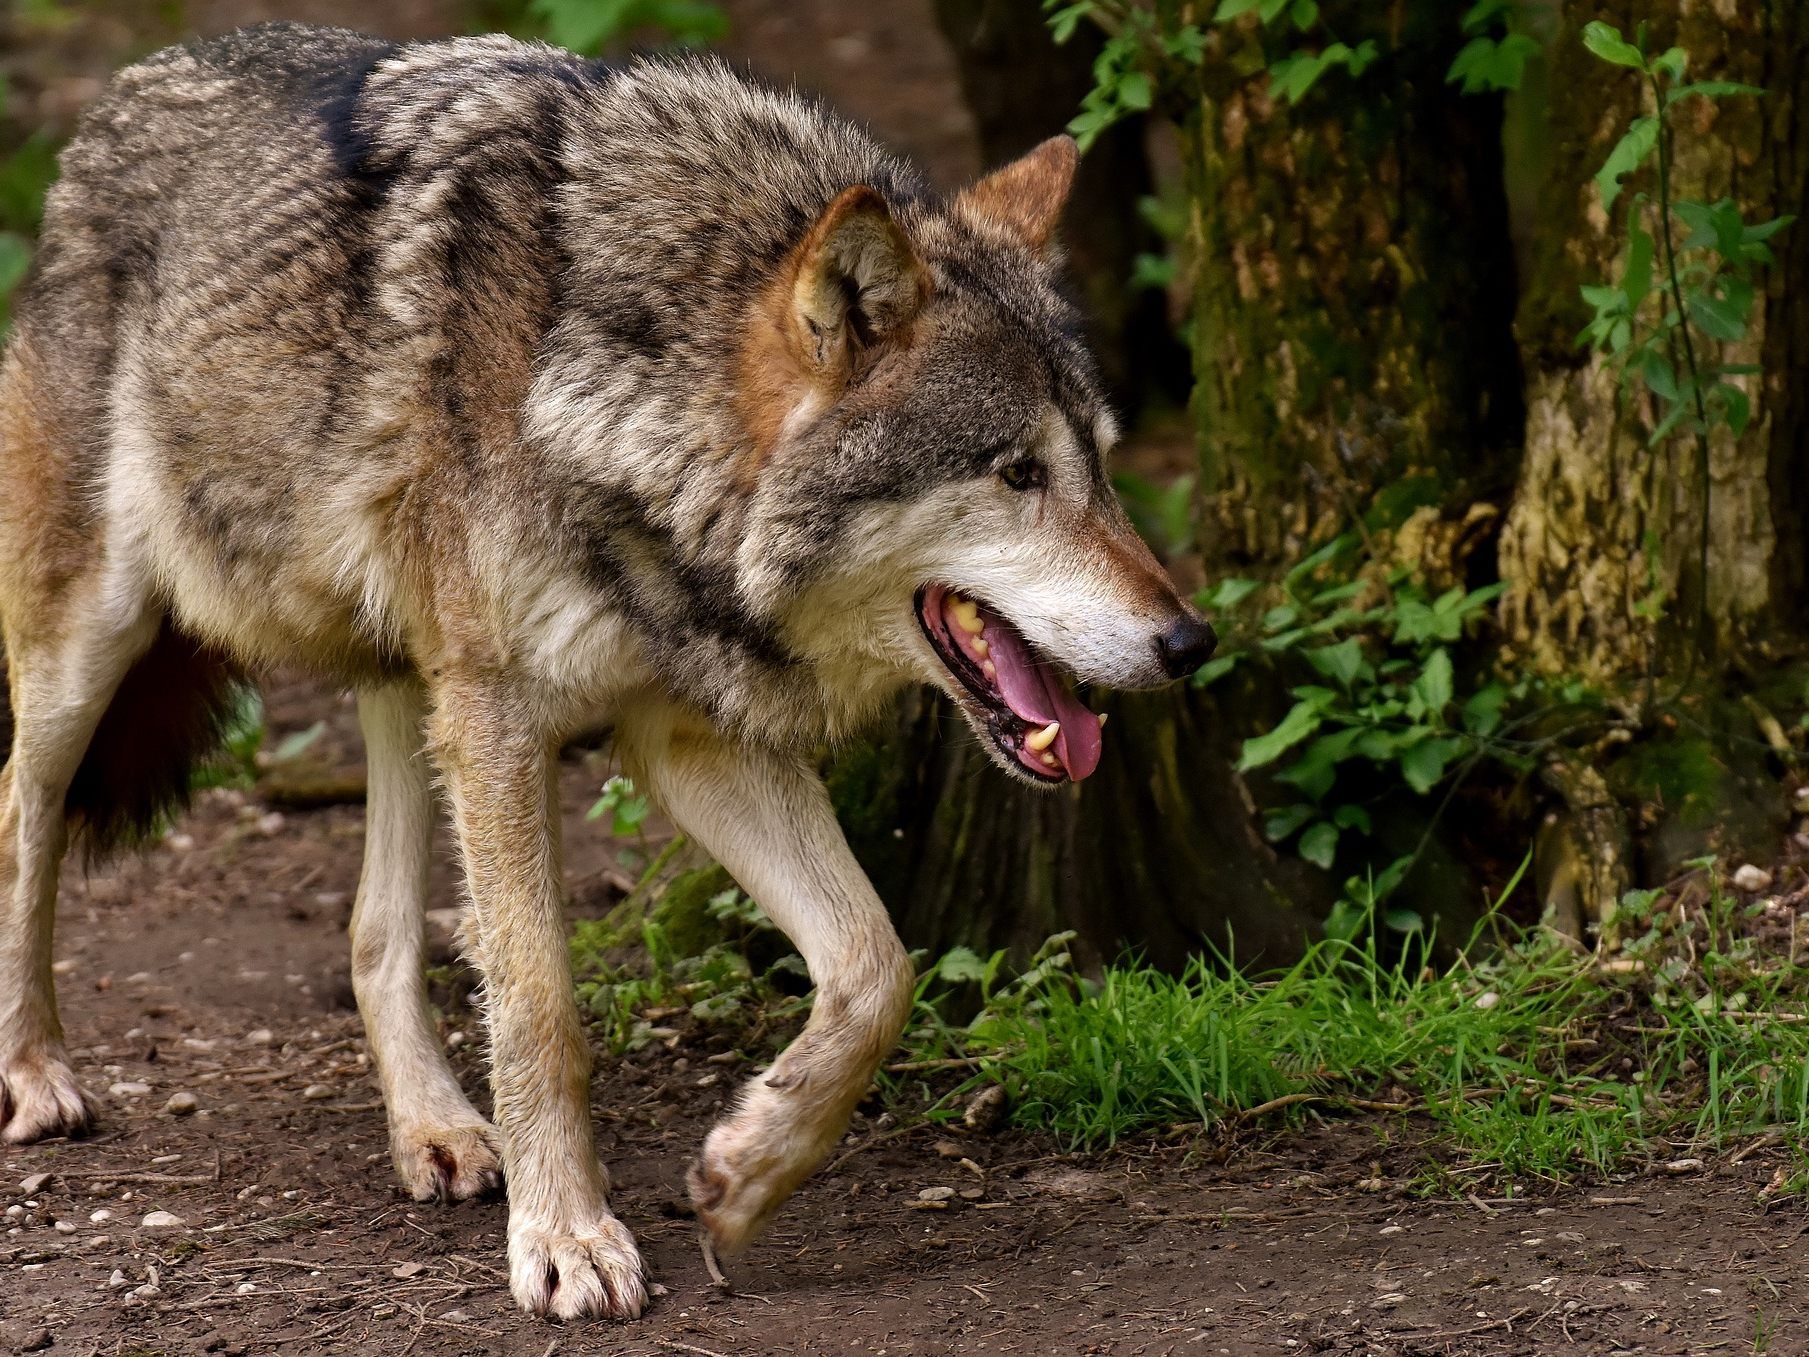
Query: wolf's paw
687,1106,837,1259
508,1212,647,1320
0,1051,96,1145
393,1118,504,1203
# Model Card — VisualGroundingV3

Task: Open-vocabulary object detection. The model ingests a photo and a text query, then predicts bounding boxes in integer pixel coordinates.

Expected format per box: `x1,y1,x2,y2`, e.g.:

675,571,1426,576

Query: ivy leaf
1117,71,1154,111
1714,381,1752,436
1596,116,1658,210
1278,727,1363,802
1237,699,1324,772
1648,46,1687,82
1461,682,1509,737
1264,803,1317,842
1202,576,1261,611
1446,33,1538,94
1288,0,1319,30
1665,80,1763,106
1046,3,1090,43
1622,210,1654,308
1459,0,1511,34
1581,21,1646,70
1688,289,1749,342
1299,822,1340,869
1331,803,1372,834
1413,648,1455,716
1306,636,1367,688
1640,349,1678,402
1399,735,1467,795
1191,652,1242,687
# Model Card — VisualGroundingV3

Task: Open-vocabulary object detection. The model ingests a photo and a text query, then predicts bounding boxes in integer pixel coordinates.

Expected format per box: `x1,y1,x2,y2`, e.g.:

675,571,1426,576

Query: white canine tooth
1025,721,1061,753
1097,712,1108,728
971,637,989,658
982,660,997,679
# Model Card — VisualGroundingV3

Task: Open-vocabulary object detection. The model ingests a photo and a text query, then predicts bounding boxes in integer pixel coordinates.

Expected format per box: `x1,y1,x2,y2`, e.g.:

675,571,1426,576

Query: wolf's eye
998,458,1046,492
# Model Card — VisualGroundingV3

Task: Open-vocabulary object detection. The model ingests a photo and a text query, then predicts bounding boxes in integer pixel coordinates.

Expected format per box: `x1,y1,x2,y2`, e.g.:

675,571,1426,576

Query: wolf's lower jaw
915,584,1105,782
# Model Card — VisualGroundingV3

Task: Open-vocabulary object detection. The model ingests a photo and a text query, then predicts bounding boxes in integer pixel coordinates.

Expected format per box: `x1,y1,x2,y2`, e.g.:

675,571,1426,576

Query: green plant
0,72,64,336
1575,24,1790,642
586,773,650,837
1198,533,1511,894
524,0,726,54
1445,0,1538,94
959,869,1809,1183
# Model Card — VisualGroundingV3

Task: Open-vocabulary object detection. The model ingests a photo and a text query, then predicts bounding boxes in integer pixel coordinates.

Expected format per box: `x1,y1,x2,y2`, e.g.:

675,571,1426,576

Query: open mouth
914,584,1104,783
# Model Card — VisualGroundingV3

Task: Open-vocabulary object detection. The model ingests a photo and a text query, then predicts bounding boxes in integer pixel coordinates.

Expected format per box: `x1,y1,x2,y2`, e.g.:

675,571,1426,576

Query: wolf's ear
790,185,926,377
954,136,1079,252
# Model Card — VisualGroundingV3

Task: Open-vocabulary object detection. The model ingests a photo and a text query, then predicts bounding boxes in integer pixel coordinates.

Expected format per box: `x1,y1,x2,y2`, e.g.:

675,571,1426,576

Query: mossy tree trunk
1179,2,1525,574
836,5,1520,967
931,0,1189,416
1498,1,1809,685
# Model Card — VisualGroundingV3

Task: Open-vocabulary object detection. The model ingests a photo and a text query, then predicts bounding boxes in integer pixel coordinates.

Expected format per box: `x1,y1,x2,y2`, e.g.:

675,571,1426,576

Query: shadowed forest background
6,0,1806,968
6,3,1809,1352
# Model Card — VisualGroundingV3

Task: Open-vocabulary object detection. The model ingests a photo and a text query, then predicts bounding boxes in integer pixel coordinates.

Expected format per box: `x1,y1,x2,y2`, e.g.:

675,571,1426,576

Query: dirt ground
0,681,1805,1357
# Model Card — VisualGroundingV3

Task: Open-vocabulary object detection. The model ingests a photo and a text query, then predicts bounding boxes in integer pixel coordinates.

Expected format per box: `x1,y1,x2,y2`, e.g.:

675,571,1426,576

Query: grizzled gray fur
0,24,1212,1320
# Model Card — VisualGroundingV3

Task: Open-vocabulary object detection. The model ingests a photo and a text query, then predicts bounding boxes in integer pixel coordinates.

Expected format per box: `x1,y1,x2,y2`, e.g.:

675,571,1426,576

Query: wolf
0,24,1216,1319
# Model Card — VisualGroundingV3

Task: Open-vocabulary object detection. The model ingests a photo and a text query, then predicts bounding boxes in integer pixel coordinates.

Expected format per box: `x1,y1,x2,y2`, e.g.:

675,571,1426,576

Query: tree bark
932,0,1189,416
831,684,1325,973
1498,1,1809,685
1179,2,1525,577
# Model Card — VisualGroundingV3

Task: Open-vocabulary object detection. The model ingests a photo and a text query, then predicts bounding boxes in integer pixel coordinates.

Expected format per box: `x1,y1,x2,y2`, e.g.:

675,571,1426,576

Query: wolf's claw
392,1119,504,1202
508,1213,647,1320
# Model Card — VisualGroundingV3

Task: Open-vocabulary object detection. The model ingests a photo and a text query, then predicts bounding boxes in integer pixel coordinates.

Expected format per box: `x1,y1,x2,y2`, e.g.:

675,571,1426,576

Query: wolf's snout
1154,613,1217,680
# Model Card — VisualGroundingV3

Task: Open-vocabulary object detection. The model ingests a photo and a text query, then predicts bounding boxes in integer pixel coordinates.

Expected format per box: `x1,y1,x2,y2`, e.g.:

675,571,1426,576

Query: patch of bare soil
1,679,1806,1357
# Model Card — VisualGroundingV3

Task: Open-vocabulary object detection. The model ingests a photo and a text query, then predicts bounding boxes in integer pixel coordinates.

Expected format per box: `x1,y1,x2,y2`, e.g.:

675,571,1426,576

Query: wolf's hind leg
620,718,915,1257
0,601,158,1143
351,683,502,1203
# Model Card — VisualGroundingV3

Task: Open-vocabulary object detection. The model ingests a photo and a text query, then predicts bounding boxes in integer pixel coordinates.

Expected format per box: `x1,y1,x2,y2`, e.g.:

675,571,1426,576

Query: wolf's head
745,139,1216,786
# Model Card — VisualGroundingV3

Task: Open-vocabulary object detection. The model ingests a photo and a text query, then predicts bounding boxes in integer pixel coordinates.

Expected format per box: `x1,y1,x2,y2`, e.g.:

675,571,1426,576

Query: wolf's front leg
429,679,645,1321
623,717,915,1257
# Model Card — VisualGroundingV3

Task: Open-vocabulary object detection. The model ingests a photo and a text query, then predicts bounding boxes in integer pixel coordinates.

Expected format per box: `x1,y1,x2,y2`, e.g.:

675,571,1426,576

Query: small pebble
110,1081,152,1098
918,1185,957,1202
441,1309,472,1323
52,1219,76,1234
164,1091,199,1117
246,1028,275,1046
15,1328,52,1353
1733,864,1773,893
236,1282,257,1295
1379,1224,1406,1236
140,1210,186,1229
17,1172,52,1196
90,1209,113,1224
392,1261,427,1279
107,1269,128,1289
301,1084,333,1100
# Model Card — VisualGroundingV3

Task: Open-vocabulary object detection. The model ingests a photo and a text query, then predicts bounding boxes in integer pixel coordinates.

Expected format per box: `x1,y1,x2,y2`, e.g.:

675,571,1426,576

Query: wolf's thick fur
0,25,1212,1319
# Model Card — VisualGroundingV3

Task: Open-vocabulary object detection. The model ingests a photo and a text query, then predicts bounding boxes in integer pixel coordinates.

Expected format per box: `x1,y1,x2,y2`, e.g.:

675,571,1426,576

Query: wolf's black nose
1155,615,1218,679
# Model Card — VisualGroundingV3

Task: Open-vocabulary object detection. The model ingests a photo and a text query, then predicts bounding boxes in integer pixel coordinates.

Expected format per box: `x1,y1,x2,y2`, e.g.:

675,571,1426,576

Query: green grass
942,886,1809,1187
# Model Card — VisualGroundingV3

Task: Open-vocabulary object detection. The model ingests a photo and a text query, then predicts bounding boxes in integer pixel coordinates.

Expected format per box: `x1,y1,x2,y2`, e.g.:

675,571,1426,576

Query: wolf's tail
54,623,247,857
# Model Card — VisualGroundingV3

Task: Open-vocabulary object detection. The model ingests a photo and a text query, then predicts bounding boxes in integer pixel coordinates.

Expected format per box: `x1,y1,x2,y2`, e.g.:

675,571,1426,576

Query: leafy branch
1576,22,1791,648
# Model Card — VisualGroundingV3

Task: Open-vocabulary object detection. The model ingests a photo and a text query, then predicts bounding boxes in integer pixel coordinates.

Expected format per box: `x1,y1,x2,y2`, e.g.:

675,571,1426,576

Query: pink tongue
969,604,1103,781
